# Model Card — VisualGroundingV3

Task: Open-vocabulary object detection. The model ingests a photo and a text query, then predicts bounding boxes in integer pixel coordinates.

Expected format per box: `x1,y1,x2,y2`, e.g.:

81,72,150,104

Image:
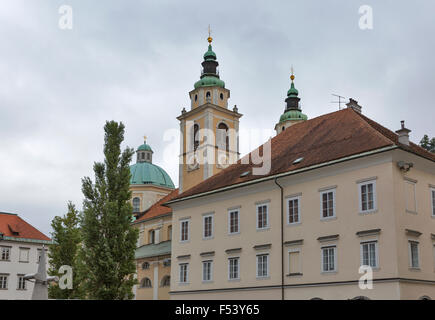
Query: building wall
130,185,173,212
170,150,435,299
0,240,48,300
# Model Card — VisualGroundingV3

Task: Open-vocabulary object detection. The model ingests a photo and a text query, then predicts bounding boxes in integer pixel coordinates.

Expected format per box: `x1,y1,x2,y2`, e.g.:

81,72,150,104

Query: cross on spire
207,25,213,43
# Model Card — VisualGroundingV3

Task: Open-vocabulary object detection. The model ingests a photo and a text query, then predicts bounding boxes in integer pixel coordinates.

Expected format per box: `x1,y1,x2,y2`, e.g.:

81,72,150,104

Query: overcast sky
0,0,434,236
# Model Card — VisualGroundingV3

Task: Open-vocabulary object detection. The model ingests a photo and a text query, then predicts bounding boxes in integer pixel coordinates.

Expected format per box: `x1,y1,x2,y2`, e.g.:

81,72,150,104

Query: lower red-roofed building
0,212,51,300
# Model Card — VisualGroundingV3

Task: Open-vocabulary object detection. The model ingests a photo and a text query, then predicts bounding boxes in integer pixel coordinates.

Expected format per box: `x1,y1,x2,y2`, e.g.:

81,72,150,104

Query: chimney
346,98,362,113
395,120,411,146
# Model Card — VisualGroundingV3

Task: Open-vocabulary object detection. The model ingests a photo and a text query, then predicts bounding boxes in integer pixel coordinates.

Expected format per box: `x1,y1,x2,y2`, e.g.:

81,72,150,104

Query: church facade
131,34,435,300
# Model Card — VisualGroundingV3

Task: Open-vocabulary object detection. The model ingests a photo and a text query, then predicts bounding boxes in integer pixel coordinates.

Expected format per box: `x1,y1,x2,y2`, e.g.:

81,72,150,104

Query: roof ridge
0,212,18,216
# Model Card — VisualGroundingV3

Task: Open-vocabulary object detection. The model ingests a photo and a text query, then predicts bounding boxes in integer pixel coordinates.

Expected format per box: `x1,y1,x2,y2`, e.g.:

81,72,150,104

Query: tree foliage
48,201,84,299
80,121,138,299
419,134,435,153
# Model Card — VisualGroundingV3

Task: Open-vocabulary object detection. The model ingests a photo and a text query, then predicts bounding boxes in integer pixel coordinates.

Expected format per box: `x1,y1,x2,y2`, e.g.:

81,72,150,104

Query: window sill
409,267,421,271
178,282,190,286
179,240,190,244
287,222,301,227
406,210,418,215
202,280,214,284
19,261,29,263
0,260,10,262
256,276,270,280
320,216,337,222
256,227,270,232
228,278,241,282
228,232,240,236
321,271,338,275
359,209,378,215
203,236,214,241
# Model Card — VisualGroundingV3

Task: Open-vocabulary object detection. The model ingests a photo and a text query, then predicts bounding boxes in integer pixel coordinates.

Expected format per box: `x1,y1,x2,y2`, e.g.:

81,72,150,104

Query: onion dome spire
278,67,308,125
194,26,225,89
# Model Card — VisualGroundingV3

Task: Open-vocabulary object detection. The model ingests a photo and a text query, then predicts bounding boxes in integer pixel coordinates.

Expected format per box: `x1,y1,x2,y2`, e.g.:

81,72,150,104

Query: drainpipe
274,177,284,300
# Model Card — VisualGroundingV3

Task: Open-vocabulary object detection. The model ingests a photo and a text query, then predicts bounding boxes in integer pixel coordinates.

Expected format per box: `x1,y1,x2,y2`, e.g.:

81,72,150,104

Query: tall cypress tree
80,121,138,299
48,201,84,299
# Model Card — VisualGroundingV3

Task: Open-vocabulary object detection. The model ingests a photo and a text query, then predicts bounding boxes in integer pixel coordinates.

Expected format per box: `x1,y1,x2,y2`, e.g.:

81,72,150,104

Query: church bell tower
178,31,242,193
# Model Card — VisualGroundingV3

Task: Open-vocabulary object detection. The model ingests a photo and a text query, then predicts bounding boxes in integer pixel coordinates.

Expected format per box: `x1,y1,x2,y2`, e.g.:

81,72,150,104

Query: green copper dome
194,76,225,89
137,143,152,152
129,162,175,188
287,82,299,97
279,109,308,123
204,44,217,61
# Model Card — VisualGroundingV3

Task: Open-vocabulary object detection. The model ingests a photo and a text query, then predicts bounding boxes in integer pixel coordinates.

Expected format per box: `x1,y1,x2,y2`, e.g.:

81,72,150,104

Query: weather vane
208,25,213,43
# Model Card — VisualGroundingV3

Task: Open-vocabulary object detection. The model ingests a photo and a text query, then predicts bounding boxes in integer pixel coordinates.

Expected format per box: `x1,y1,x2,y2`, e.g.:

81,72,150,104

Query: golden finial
207,24,213,44
143,135,147,143
290,65,295,82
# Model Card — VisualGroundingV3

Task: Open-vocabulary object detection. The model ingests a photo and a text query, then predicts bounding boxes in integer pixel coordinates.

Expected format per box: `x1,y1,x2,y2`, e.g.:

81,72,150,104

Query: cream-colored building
166,73,435,300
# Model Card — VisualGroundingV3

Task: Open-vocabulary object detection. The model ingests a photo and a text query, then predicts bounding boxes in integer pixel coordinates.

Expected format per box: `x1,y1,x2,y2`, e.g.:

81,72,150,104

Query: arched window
193,124,200,151
142,262,150,270
217,123,229,152
161,275,170,287
220,93,224,100
168,225,172,241
140,277,152,288
282,126,285,131
149,230,155,244
206,91,211,98
132,197,140,213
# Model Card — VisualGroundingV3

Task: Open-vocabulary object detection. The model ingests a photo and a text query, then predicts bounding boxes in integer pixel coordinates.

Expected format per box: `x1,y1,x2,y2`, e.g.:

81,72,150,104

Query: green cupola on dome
130,137,175,189
194,30,225,89
278,69,308,125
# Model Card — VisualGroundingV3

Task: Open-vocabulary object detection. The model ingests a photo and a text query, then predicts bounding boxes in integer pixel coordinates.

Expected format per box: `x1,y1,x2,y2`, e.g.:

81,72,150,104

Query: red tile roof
0,212,51,241
135,189,179,223
173,108,434,201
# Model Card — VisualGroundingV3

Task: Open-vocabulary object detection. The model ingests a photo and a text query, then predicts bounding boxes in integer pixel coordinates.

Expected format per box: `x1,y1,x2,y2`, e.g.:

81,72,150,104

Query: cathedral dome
137,142,152,152
130,162,175,188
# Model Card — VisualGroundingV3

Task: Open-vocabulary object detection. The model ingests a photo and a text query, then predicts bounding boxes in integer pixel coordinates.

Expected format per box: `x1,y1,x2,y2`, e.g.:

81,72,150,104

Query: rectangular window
17,275,26,290
0,275,8,289
256,254,269,278
180,219,190,242
228,210,240,234
405,181,417,213
19,248,30,263
409,241,420,268
359,181,376,213
360,241,378,268
228,257,240,280
256,204,269,229
179,263,189,283
287,197,300,224
0,246,11,261
431,188,435,216
288,250,301,274
321,246,336,272
203,214,213,239
320,190,335,219
202,260,213,282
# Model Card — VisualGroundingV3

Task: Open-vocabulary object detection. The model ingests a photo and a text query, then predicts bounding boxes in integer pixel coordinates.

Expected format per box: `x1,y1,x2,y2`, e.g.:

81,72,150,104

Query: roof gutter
165,145,398,206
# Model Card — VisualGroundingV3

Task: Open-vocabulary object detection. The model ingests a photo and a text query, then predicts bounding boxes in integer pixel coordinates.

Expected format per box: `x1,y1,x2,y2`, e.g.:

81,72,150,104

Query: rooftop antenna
331,94,347,110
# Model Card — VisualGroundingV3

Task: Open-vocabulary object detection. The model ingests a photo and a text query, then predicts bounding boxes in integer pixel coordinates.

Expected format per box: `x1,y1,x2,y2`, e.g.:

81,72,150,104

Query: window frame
288,248,302,275
0,246,11,261
132,197,141,213
287,196,301,225
405,180,417,214
358,180,377,214
0,274,8,290
202,213,214,240
320,189,336,220
202,260,213,282
321,245,337,273
256,203,270,230
228,257,240,280
360,240,379,269
19,247,30,263
408,240,420,269
179,219,190,243
228,209,240,235
17,274,26,290
179,263,189,284
256,253,270,279
431,187,435,217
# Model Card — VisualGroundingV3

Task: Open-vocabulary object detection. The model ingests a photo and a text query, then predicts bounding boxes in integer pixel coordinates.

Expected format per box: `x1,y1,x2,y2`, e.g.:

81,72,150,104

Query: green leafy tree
419,134,435,153
80,121,138,299
48,201,85,299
